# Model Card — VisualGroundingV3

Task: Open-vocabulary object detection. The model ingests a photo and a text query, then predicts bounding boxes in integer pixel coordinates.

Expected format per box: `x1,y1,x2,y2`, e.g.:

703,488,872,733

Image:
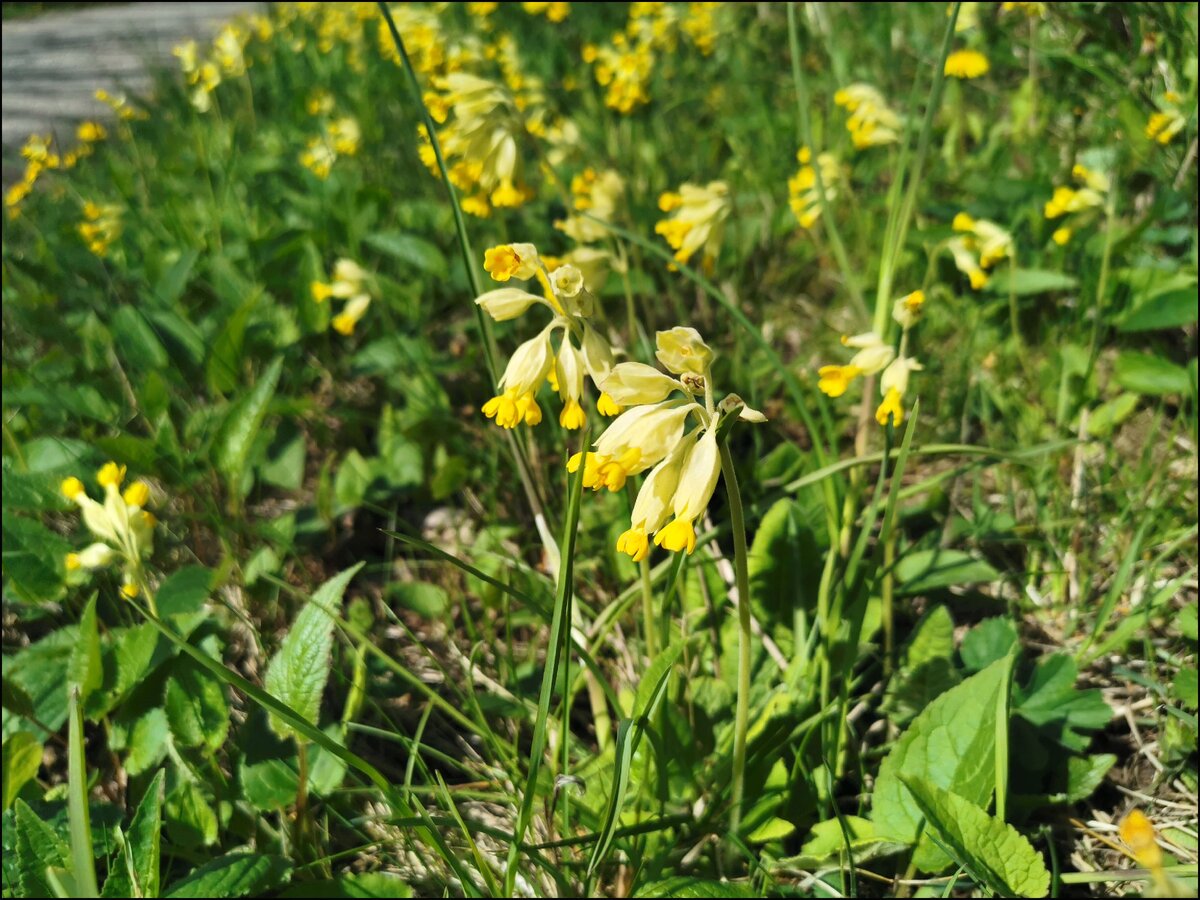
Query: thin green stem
719,439,752,841
640,556,657,660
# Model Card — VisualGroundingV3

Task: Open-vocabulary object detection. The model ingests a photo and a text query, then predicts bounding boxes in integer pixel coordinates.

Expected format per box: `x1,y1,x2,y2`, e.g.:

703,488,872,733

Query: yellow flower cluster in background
78,200,123,257
478,242,619,430
817,290,926,427
835,83,902,149
1145,91,1186,145
948,212,1014,289
788,146,842,229
571,326,765,560
61,462,157,599
300,116,361,178
312,258,373,335
6,123,107,217
556,168,626,244
172,22,249,112
522,1,570,23
655,181,730,268
1043,162,1109,245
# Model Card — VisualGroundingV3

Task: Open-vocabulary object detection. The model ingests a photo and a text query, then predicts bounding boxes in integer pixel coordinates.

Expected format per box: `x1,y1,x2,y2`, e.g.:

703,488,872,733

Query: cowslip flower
522,1,570,22
817,290,925,426
656,181,730,268
556,168,625,244
570,327,765,560
788,146,842,229
76,121,107,143
312,258,372,336
79,200,122,257
1145,91,1186,145
949,212,1013,288
61,462,157,599
835,84,902,149
478,242,619,429
944,48,989,79
1044,162,1108,245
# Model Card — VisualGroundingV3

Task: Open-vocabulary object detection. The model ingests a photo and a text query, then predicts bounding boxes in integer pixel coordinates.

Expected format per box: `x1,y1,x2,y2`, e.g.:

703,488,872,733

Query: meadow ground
1,3,1197,898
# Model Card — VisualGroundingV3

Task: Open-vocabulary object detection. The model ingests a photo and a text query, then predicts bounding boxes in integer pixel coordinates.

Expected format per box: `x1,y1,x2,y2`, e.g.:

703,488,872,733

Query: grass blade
67,687,99,898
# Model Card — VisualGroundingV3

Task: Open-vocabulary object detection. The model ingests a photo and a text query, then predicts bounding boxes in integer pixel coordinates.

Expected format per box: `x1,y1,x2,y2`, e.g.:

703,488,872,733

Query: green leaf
155,566,213,636
263,565,361,739
111,307,170,372
1065,754,1117,802
1174,667,1198,710
1113,351,1191,396
124,708,169,776
1119,285,1199,332
873,656,1014,871
960,618,1019,672
13,799,68,898
1015,654,1112,731
2,732,42,810
67,687,100,897
885,607,961,724
1085,393,1139,437
2,512,69,602
748,498,822,626
164,853,291,898
5,628,77,737
154,248,200,305
900,777,1050,897
206,287,263,395
363,232,448,278
69,596,103,703
165,781,217,849
985,268,1078,295
778,815,907,870
333,450,373,512
277,874,412,897
387,582,447,618
101,770,164,899
212,356,284,493
895,548,999,595
633,877,755,898
164,659,230,753
747,816,795,842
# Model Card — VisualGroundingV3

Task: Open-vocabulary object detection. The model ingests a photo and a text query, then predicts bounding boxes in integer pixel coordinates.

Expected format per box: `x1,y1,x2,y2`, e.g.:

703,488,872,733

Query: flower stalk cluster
61,463,157,601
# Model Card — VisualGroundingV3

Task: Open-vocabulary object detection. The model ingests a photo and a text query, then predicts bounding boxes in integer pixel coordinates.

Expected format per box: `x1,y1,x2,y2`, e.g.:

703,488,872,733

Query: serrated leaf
165,781,217,849
212,356,283,490
101,769,164,899
777,815,907,870
69,595,103,703
2,512,69,602
633,877,754,898
873,656,1014,871
3,732,42,810
895,549,999,595
984,268,1078,295
164,659,230,753
5,628,77,738
960,618,1019,673
125,708,169,777
363,232,447,278
13,799,68,898
264,565,361,739
1113,351,1191,396
1015,654,1112,731
900,777,1050,897
164,853,291,898
276,873,413,897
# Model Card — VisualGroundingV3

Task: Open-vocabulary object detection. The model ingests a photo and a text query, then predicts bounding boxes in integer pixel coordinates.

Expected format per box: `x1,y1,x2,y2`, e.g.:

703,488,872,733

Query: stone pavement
2,1,263,176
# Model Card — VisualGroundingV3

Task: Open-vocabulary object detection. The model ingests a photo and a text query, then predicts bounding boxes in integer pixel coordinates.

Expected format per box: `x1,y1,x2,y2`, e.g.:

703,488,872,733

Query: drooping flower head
948,212,1014,289
477,242,619,430
834,84,902,149
61,462,157,599
789,146,843,229
1043,161,1109,246
312,258,373,336
655,181,730,269
556,168,625,244
571,327,765,561
1145,91,1186,145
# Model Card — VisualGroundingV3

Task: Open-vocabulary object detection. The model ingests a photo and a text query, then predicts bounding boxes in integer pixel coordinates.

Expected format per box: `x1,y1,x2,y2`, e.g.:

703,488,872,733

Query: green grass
2,2,1197,898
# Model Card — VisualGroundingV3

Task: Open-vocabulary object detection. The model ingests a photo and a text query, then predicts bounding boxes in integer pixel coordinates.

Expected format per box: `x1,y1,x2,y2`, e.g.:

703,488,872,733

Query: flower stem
640,556,658,660
718,438,752,840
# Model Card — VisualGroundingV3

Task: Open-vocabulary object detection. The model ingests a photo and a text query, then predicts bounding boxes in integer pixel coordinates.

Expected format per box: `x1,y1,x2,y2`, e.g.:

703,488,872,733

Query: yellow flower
944,49,989,79
655,181,730,266
484,243,541,282
76,121,107,143
835,84,901,149
61,464,158,590
875,357,922,426
1119,810,1162,870
123,481,150,508
332,295,371,336
1052,226,1072,246
818,365,862,398
62,476,86,499
789,146,843,229
97,461,126,489
892,290,925,329
557,169,625,243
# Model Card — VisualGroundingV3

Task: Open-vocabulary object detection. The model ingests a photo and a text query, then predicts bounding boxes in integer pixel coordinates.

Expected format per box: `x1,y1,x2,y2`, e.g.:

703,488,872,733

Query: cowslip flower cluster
94,88,146,122
570,326,765,560
788,146,842,229
61,463,156,599
79,200,122,257
656,181,730,268
556,168,625,244
1145,91,1186,145
835,84,902,149
300,117,361,179
584,34,655,114
817,290,926,427
312,258,372,335
478,243,619,429
1043,162,1109,245
944,48,990,79
522,1,570,22
948,212,1014,289
173,24,247,113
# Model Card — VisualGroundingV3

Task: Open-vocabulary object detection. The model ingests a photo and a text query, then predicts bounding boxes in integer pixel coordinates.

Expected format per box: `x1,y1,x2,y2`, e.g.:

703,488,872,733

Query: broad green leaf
900,777,1050,897
1086,393,1139,437
4,627,77,738
333,450,373,512
212,356,283,491
1113,351,1191,396
164,853,291,898
1065,754,1117,802
3,677,37,720
633,877,755,898
206,288,263,395
13,799,68,898
155,566,212,637
747,816,795,843
1173,667,1198,710
1118,285,1199,332
2,732,42,810
165,781,217,849
100,769,164,899
2,512,69,602
69,596,103,703
885,607,961,724
777,815,907,870
748,498,822,626
1015,654,1112,731
960,617,1019,672
264,565,362,739
153,248,200,305
277,874,412,897
388,582,447,618
363,232,448,278
895,548,999,595
124,708,169,776
111,307,169,372
985,268,1078,295
873,656,1014,870
164,659,230,753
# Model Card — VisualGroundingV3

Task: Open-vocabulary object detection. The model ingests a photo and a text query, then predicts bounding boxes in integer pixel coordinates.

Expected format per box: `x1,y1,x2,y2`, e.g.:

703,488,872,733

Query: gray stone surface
2,1,264,169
